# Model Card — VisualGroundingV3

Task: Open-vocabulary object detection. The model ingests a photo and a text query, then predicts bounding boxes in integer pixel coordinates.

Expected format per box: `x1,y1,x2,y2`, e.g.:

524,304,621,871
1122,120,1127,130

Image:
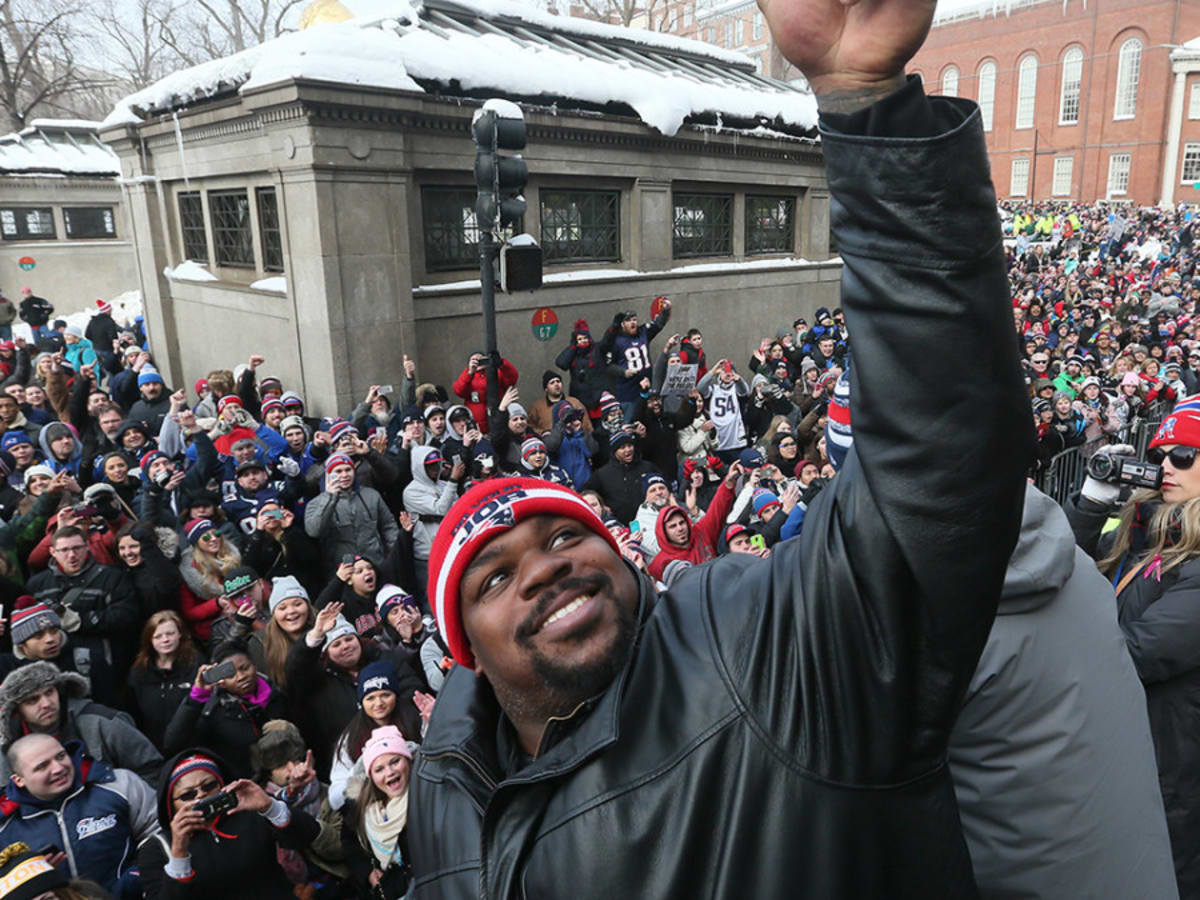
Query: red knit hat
217,395,241,414
1150,400,1200,451
96,298,112,314
428,477,620,668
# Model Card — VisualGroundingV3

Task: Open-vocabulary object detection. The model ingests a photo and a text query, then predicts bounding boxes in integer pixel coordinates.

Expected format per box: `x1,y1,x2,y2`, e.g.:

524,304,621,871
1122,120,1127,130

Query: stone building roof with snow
102,0,816,139
0,120,119,178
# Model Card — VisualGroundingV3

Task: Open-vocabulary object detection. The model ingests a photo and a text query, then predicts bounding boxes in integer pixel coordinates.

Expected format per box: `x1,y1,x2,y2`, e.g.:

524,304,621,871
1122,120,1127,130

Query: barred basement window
208,189,254,268
673,192,732,258
422,187,481,271
256,187,283,272
178,192,207,261
63,207,115,239
540,189,619,263
745,195,795,255
0,207,54,241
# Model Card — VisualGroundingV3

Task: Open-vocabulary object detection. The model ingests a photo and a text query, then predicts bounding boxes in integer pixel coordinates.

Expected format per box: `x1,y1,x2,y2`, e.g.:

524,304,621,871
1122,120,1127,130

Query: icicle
172,111,190,188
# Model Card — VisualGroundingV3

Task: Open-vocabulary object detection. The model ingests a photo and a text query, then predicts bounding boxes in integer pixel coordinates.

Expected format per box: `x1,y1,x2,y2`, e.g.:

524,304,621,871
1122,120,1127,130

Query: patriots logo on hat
1158,417,1178,442
455,502,518,550
362,676,390,693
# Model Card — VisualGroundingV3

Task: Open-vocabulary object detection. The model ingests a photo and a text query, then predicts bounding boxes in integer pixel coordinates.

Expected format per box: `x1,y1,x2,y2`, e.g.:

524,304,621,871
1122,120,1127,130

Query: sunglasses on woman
175,779,220,803
1147,446,1200,470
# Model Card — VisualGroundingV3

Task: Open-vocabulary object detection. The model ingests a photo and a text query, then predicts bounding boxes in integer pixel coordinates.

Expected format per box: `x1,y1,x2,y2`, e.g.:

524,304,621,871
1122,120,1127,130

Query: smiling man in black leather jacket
407,0,1030,896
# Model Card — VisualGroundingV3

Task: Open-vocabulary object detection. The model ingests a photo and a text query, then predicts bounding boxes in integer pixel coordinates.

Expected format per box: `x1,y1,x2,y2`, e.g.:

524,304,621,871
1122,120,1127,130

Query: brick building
909,0,1200,205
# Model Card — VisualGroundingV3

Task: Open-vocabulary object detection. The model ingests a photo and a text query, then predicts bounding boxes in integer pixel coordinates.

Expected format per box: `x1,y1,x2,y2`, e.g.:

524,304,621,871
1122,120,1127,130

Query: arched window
942,65,959,97
1114,38,1142,118
1059,46,1083,124
1016,54,1038,129
977,60,996,131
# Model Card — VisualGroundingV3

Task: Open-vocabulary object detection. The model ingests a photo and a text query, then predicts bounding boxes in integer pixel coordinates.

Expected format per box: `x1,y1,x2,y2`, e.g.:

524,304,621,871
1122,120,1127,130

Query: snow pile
103,0,815,138
250,275,288,292
164,260,219,282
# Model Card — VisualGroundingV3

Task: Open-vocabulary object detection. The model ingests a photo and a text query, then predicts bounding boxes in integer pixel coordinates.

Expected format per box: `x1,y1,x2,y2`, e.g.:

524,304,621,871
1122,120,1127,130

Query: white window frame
977,60,996,132
735,18,744,45
1052,156,1074,196
1010,158,1030,197
1016,55,1038,129
753,11,763,40
1190,82,1200,120
1114,38,1142,120
1182,143,1200,184
1058,46,1083,125
724,21,732,46
1106,153,1131,196
941,65,959,97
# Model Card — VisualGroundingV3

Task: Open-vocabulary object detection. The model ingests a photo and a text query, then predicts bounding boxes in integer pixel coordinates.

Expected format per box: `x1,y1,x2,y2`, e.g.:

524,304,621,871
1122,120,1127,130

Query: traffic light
472,99,527,233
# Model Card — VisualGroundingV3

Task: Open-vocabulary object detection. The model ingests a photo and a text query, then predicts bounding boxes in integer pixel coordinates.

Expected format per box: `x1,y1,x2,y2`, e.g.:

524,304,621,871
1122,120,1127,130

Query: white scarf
364,790,408,869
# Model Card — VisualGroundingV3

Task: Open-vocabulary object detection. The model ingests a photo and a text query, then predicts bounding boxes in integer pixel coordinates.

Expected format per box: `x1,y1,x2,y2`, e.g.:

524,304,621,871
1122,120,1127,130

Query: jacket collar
418,565,655,788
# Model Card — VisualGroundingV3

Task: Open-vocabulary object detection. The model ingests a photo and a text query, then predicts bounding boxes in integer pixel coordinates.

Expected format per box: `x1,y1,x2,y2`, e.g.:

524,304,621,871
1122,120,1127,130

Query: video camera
1085,453,1163,491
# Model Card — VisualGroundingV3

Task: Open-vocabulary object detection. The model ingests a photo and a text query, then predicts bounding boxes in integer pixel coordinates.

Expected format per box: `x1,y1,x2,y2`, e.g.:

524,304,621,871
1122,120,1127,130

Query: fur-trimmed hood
0,661,89,745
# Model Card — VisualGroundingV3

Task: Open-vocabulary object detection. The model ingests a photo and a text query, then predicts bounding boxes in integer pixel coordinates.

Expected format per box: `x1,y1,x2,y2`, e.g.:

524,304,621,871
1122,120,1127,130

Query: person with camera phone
1066,398,1200,894
162,638,289,779
138,748,320,899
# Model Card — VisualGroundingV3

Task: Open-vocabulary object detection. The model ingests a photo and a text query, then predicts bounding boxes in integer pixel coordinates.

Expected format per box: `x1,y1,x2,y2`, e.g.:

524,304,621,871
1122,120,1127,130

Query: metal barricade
1039,408,1167,508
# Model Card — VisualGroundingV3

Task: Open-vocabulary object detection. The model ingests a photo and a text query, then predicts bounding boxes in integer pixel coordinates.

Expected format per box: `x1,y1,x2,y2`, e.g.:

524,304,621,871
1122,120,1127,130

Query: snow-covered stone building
100,0,838,413
0,120,137,312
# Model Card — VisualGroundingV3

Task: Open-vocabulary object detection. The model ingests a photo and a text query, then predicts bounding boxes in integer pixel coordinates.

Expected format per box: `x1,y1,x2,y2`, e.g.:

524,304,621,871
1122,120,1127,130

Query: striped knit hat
520,437,546,468
428,478,620,668
9,600,60,646
325,453,354,476
825,371,852,471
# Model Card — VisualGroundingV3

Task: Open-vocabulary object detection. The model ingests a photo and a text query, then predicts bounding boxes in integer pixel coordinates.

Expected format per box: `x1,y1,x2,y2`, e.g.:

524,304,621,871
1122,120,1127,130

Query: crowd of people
2,8,1200,895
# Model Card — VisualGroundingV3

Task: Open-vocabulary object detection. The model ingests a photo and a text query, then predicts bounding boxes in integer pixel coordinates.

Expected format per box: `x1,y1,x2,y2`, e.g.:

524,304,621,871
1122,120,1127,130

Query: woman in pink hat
342,725,412,898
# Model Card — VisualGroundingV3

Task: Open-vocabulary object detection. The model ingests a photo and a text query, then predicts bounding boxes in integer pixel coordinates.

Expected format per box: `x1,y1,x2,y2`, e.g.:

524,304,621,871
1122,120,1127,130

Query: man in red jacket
452,352,518,434
647,462,739,583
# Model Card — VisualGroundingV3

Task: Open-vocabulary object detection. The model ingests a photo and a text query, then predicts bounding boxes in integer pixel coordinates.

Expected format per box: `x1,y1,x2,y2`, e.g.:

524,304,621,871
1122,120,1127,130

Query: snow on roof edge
435,0,752,68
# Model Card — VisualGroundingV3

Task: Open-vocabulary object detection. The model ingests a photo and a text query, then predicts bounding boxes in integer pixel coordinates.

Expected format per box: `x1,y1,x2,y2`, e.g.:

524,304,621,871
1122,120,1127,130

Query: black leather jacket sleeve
712,81,1028,785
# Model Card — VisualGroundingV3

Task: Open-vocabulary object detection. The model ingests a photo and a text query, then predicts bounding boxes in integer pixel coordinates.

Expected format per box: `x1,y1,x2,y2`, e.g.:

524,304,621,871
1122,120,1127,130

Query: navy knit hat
641,472,667,496
610,431,635,450
357,660,402,704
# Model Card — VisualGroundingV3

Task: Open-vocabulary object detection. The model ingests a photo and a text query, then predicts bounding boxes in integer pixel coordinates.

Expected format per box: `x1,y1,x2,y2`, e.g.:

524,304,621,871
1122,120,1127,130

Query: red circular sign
17,256,34,271
531,307,558,341
651,295,668,319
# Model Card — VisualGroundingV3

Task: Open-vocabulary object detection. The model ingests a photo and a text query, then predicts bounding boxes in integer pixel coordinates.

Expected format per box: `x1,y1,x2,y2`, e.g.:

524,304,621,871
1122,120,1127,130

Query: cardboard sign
662,363,697,397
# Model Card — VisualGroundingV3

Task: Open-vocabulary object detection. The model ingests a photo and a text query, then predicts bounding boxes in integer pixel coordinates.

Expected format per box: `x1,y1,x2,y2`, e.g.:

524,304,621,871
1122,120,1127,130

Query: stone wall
0,178,137,313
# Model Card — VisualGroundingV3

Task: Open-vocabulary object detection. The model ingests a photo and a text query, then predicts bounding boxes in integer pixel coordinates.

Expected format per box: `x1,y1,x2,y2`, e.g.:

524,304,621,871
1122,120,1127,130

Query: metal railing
1036,402,1169,506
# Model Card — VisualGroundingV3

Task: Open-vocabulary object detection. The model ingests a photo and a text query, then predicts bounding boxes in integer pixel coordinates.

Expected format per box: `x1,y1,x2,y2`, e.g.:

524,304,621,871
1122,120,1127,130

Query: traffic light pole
479,227,499,423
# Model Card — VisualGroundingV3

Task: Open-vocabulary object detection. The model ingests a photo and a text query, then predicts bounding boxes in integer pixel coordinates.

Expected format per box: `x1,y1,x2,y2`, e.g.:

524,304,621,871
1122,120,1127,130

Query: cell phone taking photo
201,660,237,685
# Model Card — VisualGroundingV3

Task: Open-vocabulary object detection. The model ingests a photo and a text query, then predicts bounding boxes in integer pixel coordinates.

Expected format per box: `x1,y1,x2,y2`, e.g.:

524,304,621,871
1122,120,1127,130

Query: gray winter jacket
948,485,1177,899
0,664,162,784
304,481,399,576
402,445,459,561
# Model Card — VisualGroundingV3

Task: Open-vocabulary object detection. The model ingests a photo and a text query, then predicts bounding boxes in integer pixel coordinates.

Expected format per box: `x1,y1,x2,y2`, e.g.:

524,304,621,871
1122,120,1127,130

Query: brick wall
911,0,1200,204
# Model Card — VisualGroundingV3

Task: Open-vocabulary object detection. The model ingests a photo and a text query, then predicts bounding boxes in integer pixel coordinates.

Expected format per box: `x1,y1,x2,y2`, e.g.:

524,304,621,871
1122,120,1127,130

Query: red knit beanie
428,477,620,669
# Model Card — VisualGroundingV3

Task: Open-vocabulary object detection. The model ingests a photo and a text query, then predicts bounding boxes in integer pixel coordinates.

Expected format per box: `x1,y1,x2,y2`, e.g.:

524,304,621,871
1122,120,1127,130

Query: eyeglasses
778,440,797,448
175,779,220,803
1148,446,1200,470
